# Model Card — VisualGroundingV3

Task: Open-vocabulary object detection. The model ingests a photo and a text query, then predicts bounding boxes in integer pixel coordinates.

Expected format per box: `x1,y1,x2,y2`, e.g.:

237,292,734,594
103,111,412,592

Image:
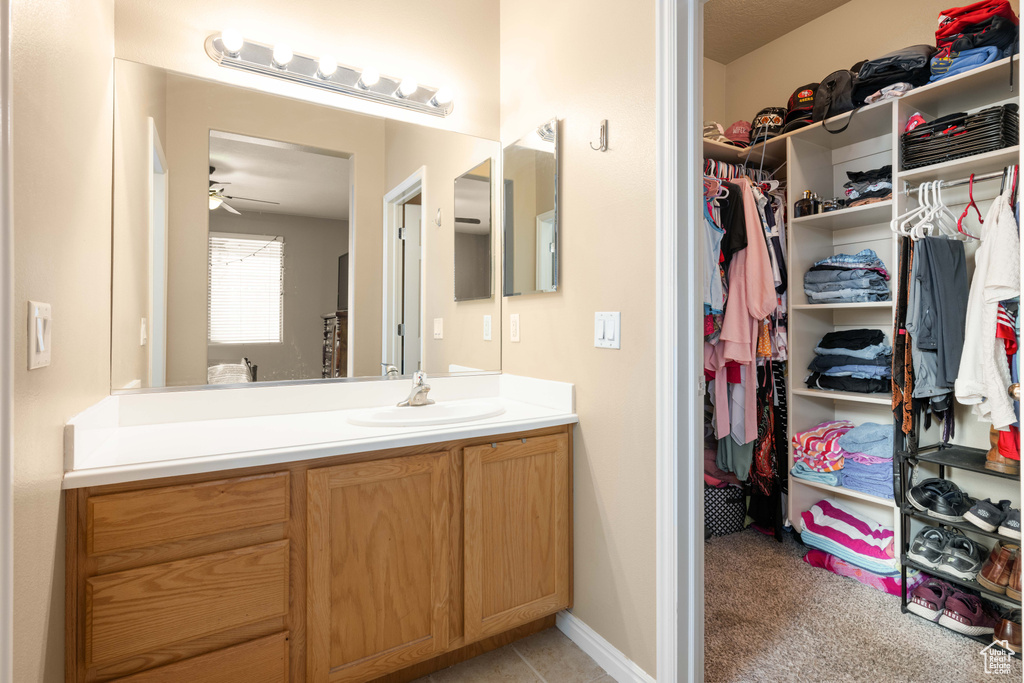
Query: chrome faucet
398,371,435,407
381,363,400,378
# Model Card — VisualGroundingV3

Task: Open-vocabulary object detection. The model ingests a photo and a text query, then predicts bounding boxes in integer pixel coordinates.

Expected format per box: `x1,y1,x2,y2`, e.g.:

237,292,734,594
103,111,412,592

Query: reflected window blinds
208,232,284,344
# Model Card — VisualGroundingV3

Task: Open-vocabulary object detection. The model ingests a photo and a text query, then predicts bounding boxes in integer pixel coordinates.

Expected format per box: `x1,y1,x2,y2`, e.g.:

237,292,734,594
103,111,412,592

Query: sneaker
908,527,962,569
909,479,974,521
938,592,1002,636
937,536,985,581
999,508,1022,540
965,499,1012,532
908,577,955,622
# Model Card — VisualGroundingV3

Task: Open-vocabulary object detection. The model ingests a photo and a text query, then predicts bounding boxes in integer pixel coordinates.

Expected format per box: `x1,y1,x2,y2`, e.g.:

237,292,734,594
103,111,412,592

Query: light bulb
357,67,380,89
430,87,453,107
272,44,293,67
209,196,223,210
397,78,418,98
220,29,243,55
317,55,338,79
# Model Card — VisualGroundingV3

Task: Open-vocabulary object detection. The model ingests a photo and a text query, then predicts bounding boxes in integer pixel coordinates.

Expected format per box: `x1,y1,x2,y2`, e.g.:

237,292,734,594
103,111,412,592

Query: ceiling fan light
209,196,223,210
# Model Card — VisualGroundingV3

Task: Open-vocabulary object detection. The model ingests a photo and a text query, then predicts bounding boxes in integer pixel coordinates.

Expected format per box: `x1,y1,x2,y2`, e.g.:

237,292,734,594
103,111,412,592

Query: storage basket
704,484,747,537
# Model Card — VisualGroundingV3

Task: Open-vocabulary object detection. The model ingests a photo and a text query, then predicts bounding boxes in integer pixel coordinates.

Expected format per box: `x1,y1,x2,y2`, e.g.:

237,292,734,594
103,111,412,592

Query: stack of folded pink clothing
790,420,853,486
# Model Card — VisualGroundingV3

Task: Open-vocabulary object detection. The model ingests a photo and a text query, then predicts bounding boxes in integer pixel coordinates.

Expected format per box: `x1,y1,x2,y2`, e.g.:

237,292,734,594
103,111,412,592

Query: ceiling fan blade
224,195,281,205
222,203,242,215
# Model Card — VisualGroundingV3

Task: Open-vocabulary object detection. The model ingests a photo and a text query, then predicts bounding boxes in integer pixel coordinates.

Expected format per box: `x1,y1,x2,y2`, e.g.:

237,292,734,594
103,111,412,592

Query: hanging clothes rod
904,169,1010,194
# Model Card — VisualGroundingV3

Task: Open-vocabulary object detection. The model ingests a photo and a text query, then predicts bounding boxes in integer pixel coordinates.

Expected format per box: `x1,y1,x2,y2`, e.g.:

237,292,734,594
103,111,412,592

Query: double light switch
594,312,620,349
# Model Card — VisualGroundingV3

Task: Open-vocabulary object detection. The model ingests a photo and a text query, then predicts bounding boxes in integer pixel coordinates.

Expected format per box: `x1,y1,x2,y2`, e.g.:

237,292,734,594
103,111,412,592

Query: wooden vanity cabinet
65,426,572,683
306,452,452,683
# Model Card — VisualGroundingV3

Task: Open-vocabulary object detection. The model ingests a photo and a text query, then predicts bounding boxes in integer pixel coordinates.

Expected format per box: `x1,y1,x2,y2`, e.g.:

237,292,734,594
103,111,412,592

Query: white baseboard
556,611,656,683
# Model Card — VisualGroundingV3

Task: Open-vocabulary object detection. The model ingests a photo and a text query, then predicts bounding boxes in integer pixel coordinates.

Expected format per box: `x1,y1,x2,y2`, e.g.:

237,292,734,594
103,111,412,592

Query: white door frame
381,167,426,373
656,1,703,682
147,118,168,387
0,0,13,679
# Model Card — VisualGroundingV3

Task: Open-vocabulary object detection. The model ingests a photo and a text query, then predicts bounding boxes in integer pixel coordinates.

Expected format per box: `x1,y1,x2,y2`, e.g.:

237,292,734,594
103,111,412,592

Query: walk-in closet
700,1,1023,680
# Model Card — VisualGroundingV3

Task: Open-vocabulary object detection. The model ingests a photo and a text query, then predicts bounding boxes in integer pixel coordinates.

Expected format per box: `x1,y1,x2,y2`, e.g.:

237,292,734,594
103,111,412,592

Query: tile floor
413,628,613,683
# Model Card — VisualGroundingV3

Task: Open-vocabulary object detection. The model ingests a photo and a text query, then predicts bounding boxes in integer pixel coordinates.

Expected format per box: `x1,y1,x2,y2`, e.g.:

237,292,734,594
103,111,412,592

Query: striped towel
800,499,896,571
792,420,854,472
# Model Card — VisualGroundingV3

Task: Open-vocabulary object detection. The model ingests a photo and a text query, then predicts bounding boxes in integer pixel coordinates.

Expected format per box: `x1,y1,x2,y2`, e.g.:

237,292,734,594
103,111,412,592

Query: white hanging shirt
955,182,1021,429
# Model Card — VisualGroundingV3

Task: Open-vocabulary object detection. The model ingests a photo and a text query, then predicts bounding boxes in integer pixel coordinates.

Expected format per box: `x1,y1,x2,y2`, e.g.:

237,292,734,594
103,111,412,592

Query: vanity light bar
205,33,454,117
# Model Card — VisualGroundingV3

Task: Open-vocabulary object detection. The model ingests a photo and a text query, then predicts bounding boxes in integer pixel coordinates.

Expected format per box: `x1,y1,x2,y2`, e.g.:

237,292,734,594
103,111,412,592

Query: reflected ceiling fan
209,166,280,215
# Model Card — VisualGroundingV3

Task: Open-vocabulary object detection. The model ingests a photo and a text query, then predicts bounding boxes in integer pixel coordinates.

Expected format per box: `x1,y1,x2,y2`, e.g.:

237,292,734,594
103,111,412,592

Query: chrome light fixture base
205,34,454,117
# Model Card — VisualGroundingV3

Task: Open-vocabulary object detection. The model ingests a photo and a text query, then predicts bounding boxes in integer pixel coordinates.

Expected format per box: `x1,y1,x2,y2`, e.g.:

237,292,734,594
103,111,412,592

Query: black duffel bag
812,69,858,132
852,44,938,106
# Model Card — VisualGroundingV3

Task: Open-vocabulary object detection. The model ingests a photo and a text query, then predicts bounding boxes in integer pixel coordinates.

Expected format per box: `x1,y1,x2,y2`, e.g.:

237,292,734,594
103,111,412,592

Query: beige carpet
705,529,1023,683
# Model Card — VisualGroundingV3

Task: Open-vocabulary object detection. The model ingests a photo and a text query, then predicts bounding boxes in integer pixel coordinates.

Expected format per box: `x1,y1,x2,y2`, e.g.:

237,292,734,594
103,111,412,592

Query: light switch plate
28,300,52,369
140,318,148,347
510,314,521,342
483,315,492,341
595,312,620,349
433,318,444,340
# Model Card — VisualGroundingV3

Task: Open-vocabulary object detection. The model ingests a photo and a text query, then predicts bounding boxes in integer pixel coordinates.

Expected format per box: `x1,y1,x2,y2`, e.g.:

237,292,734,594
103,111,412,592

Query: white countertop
64,373,576,489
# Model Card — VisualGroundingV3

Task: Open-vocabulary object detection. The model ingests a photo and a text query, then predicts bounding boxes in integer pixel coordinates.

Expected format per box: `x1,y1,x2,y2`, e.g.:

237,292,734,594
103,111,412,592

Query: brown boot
995,611,1022,654
1008,554,1022,602
979,543,1019,594
986,427,1020,475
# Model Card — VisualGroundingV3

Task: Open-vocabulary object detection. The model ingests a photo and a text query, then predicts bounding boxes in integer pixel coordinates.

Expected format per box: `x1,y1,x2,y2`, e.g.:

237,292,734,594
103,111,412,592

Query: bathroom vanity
63,376,576,683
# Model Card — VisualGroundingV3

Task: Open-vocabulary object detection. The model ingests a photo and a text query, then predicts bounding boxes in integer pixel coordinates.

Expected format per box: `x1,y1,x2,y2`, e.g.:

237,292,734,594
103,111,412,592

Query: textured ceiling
704,0,855,64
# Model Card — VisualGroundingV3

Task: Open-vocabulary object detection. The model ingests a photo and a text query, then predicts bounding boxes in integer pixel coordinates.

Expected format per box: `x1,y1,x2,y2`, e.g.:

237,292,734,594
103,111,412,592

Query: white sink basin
347,399,506,428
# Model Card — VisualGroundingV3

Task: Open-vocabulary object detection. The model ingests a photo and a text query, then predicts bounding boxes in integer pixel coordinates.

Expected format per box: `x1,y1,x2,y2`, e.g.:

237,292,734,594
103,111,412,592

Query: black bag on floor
704,484,746,537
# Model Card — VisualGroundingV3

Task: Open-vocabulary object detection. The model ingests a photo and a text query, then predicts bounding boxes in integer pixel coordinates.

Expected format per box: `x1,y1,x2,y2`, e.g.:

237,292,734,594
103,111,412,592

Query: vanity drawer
87,472,290,555
112,632,289,683
86,540,290,667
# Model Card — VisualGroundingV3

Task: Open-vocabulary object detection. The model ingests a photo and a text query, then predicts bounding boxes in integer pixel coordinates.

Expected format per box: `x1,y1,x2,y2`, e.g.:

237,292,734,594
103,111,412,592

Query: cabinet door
306,453,451,683
464,434,570,642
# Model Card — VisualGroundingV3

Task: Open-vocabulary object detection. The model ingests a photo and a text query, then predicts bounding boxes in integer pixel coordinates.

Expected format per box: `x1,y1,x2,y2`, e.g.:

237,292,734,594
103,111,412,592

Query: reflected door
401,203,422,374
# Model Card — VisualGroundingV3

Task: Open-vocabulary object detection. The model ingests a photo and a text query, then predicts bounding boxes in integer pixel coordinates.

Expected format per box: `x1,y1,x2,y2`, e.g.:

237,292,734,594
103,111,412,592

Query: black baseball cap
786,83,818,124
750,107,787,144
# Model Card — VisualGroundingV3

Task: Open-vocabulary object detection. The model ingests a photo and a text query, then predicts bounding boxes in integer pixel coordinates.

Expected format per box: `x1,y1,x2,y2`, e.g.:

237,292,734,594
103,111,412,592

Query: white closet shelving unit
782,55,1021,555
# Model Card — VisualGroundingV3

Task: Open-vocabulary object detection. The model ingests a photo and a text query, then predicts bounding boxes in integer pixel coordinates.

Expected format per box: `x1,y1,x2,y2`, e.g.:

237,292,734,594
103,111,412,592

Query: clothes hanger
956,173,982,239
932,181,964,239
897,180,931,237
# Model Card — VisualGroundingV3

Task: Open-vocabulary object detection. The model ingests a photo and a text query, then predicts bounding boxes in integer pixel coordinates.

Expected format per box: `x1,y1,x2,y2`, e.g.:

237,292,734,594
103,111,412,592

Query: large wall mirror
502,119,558,296
111,59,501,390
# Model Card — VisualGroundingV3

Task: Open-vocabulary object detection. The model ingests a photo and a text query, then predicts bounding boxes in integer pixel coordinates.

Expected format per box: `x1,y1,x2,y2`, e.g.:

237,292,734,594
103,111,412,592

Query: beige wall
384,120,501,373
208,212,348,381
161,73,386,384
114,0,500,140
111,59,167,390
12,2,115,682
718,0,1021,124
703,57,727,123
500,0,657,676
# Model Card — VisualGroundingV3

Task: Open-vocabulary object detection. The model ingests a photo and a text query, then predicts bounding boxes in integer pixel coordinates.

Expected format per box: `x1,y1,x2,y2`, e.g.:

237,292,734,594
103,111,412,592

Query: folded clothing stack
791,420,853,486
806,328,892,393
930,45,1001,82
800,499,898,576
803,249,891,304
843,166,892,206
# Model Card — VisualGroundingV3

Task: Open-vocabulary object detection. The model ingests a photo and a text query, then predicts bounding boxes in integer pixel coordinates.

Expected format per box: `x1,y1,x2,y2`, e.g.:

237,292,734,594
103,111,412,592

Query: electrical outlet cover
433,318,444,340
483,315,492,341
510,314,520,342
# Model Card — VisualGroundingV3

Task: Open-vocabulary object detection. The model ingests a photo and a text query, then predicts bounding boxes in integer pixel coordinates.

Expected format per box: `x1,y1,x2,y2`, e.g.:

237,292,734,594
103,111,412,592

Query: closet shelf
899,145,1020,184
904,446,1020,481
901,506,1020,544
703,138,745,164
901,55,1020,116
791,301,894,311
903,609,1021,660
791,477,897,509
903,556,1022,608
789,99,895,150
791,388,892,405
790,200,893,231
